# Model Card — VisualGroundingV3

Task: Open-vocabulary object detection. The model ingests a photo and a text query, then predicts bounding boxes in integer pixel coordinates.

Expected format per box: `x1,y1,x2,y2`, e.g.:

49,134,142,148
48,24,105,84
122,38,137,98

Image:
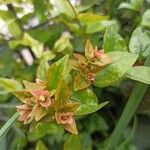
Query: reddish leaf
60,102,80,113
69,59,79,71
74,74,91,91
34,106,48,121
73,54,86,62
63,119,78,134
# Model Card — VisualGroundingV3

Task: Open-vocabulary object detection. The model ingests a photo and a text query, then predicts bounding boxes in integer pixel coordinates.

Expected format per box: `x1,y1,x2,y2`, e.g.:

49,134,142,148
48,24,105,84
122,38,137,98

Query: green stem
66,0,82,29
104,54,150,150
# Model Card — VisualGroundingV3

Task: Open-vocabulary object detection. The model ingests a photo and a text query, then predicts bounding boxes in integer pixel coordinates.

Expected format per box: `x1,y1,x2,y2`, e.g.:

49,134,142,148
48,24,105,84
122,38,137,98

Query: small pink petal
39,98,51,108
16,105,31,123
29,90,43,97
94,49,104,58
16,104,30,112
56,112,74,124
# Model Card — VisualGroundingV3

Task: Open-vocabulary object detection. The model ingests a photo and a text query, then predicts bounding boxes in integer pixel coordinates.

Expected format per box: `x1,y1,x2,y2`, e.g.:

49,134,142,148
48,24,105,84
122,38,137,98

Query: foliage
0,0,150,150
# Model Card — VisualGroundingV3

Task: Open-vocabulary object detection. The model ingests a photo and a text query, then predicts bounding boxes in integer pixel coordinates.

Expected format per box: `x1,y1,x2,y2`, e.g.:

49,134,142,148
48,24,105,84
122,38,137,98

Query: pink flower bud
56,112,74,124
94,49,104,58
16,104,31,123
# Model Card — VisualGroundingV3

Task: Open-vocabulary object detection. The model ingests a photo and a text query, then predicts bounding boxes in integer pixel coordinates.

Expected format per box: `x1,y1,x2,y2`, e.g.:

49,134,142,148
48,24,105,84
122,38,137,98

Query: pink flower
56,112,74,124
29,90,51,108
94,49,104,58
16,104,31,123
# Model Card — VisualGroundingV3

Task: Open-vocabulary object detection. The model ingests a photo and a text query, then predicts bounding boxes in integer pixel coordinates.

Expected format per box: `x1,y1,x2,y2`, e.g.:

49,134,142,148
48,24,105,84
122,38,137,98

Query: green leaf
0,112,19,142
13,90,32,103
141,9,150,28
9,33,44,59
71,88,107,115
33,0,47,22
46,55,69,90
107,51,129,63
0,10,22,38
0,45,13,77
118,0,144,11
9,136,27,150
28,25,62,44
0,78,23,92
42,51,56,61
75,102,108,116
64,135,81,150
118,3,135,11
27,122,64,142
35,140,48,150
94,52,138,87
37,59,49,80
35,107,49,121
62,20,82,35
129,27,150,57
78,13,108,23
78,13,109,34
126,66,150,84
75,1,99,13
55,78,70,104
103,26,127,52
85,39,94,59
71,88,98,103
54,0,75,18
53,33,73,55
85,20,118,34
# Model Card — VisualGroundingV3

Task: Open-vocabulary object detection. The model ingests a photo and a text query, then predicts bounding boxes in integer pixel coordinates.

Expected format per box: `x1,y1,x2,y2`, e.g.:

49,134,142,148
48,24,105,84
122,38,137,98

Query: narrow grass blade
0,112,19,142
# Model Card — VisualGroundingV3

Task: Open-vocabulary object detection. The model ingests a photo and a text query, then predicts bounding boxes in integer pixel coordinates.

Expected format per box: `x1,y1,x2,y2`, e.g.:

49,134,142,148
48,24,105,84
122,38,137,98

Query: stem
66,0,82,29
104,54,150,150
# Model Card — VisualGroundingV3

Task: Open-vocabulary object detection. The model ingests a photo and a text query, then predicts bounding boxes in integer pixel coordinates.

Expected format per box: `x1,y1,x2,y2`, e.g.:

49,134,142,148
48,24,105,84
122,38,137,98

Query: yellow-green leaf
78,13,108,23
85,39,94,59
9,33,44,59
46,55,69,90
126,66,150,84
103,26,127,52
55,78,70,104
13,90,32,103
0,10,22,38
35,140,48,150
64,135,81,150
94,52,138,87
0,78,23,92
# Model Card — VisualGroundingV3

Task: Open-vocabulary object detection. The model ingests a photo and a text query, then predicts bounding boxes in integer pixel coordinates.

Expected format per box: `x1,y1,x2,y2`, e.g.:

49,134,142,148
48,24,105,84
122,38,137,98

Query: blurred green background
0,0,150,149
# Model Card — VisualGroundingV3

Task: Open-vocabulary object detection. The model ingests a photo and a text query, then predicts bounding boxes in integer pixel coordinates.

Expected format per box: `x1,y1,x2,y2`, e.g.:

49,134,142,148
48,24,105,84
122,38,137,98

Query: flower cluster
14,79,79,134
70,40,111,91
14,39,110,135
